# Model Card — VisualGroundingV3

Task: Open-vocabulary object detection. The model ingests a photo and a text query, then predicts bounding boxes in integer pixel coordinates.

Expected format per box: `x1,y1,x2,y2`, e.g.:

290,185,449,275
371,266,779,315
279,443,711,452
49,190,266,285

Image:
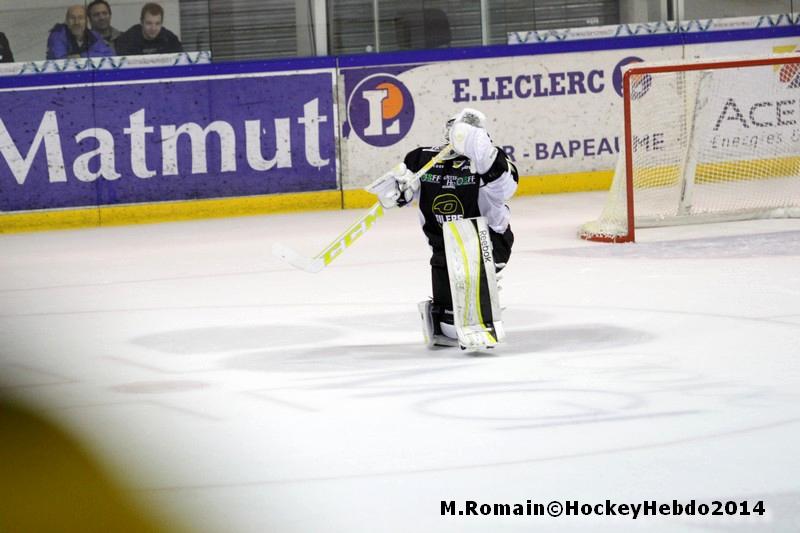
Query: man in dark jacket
115,3,183,56
46,5,114,59
0,32,14,63
88,0,122,53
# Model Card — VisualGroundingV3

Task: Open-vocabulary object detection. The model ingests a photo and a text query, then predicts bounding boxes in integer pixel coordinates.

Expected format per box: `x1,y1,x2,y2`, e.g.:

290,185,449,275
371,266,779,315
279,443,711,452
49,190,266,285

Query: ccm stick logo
347,74,415,147
321,203,385,265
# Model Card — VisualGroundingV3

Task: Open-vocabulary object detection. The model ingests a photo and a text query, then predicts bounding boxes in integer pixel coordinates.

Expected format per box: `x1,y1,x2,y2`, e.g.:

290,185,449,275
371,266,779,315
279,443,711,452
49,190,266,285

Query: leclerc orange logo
347,74,415,147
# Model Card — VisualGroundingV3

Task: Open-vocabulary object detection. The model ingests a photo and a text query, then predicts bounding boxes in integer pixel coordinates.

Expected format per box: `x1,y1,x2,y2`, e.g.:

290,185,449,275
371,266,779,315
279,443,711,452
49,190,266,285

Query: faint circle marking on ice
132,325,342,353
499,325,655,354
415,388,644,422
110,380,210,394
221,342,447,373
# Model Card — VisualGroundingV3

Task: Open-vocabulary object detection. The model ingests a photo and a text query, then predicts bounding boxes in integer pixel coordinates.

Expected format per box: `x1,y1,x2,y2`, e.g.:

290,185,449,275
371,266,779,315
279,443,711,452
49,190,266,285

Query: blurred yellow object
0,395,180,532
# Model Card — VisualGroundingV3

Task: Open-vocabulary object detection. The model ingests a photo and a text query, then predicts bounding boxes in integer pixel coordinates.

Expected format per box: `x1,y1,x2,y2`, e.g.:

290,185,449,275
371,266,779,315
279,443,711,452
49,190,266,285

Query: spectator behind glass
46,5,114,59
0,32,14,63
88,0,121,53
115,3,183,56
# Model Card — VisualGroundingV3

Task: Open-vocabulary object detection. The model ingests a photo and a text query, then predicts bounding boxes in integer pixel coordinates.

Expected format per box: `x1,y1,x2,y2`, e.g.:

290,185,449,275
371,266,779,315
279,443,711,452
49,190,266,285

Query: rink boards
1,18,799,231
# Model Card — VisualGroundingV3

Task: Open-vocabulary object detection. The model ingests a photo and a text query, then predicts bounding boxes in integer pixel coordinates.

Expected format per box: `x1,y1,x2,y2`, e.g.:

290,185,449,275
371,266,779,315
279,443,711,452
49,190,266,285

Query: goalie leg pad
442,217,505,350
418,300,459,348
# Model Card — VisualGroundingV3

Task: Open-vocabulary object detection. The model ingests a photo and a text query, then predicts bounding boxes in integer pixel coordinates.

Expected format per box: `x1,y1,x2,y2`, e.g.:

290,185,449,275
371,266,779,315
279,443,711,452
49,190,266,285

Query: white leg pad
442,217,504,350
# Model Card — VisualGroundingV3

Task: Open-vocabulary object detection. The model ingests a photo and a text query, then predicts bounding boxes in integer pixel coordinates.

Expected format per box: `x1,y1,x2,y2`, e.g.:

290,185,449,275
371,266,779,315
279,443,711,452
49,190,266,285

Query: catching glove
365,163,418,208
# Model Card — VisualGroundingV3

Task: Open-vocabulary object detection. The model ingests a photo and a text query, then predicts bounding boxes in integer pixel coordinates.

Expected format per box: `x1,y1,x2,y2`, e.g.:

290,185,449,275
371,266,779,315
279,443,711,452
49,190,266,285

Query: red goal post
580,54,800,243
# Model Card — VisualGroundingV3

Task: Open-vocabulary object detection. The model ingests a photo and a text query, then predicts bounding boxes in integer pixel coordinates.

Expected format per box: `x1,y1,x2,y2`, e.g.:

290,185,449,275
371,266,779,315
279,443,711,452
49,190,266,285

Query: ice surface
2,191,799,532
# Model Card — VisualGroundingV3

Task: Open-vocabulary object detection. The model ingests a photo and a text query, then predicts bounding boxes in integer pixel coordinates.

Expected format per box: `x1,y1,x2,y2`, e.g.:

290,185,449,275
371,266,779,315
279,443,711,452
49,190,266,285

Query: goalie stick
273,144,453,273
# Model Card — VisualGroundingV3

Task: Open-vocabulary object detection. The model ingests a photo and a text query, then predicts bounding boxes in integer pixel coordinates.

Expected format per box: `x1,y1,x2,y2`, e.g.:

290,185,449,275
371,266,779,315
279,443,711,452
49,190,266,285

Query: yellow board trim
1,169,613,234
0,190,342,234
515,169,614,196
635,155,800,188
5,146,799,235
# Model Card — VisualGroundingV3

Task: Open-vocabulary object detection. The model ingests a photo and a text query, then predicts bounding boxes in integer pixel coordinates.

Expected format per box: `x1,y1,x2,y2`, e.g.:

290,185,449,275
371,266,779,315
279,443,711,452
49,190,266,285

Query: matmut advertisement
0,70,337,212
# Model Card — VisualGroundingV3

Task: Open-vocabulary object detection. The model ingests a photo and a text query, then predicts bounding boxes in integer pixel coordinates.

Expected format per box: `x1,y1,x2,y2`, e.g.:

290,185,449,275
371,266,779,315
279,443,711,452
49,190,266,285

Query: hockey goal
580,54,800,243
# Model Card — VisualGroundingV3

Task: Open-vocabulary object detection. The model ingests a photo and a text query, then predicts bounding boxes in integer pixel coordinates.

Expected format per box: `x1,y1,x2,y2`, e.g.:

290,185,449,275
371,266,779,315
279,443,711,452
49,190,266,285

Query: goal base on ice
580,54,800,243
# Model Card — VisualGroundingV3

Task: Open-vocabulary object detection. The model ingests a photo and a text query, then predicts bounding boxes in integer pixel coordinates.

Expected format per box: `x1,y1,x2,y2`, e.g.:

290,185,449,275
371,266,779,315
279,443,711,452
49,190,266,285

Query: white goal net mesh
580,55,800,242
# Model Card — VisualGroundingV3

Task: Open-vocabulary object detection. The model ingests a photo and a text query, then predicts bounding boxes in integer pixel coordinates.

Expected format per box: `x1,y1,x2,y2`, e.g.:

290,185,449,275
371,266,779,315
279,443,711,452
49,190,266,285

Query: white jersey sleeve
478,163,517,233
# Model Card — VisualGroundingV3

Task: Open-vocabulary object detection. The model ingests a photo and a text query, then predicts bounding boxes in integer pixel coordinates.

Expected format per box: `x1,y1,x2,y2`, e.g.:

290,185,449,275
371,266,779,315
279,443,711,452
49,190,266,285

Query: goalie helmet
443,108,487,145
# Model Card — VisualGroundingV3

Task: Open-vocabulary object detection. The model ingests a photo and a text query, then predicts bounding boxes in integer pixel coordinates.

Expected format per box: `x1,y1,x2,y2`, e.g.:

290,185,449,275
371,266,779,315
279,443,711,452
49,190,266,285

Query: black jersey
404,146,518,253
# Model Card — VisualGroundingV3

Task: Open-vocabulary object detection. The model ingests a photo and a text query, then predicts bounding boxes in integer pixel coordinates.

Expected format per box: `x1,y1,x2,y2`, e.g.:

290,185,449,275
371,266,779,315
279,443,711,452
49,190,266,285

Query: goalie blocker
420,217,505,350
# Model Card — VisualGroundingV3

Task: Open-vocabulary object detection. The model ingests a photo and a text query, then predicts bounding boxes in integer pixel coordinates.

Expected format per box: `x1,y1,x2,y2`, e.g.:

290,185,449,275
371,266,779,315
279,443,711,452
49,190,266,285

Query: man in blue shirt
46,5,114,59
